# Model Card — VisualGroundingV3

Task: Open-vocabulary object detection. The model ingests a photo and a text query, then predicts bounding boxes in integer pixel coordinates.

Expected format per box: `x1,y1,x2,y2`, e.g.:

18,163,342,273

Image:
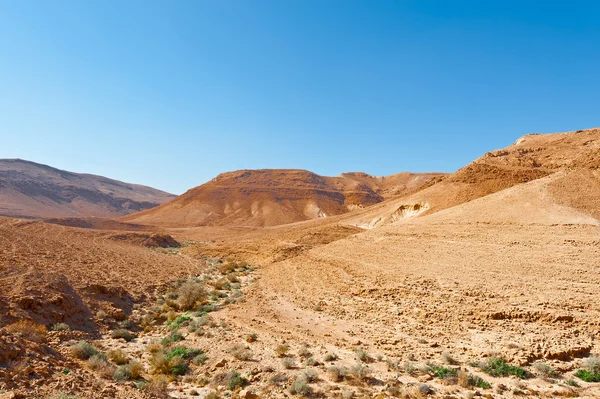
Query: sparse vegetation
441,352,458,365
225,370,246,390
70,340,98,360
327,365,347,382
324,353,338,362
289,376,312,396
458,371,491,389
111,328,136,342
5,320,47,343
301,369,319,382
354,347,368,362
427,363,457,379
477,356,529,379
533,361,557,377
275,343,290,357
575,369,600,382
51,322,71,332
108,349,129,365
228,344,252,361
282,357,296,369
176,280,207,311
349,363,370,381
87,354,114,378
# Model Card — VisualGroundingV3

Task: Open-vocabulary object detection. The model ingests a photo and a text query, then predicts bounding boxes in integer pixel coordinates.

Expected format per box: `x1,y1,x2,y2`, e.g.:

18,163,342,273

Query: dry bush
129,361,144,379
270,373,290,386
246,333,258,343
177,281,207,311
282,357,296,369
145,374,169,398
327,366,347,382
108,349,129,365
111,329,136,342
297,346,312,359
5,320,47,343
218,261,237,274
441,352,458,365
70,341,98,360
289,376,312,396
349,363,370,381
147,341,162,354
324,353,338,362
51,323,71,332
88,354,115,378
228,344,253,361
275,344,290,357
354,347,368,362
584,355,600,373
301,369,319,382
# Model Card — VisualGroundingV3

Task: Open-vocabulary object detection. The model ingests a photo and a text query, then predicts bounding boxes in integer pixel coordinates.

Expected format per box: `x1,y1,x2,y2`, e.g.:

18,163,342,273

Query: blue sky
0,1,598,194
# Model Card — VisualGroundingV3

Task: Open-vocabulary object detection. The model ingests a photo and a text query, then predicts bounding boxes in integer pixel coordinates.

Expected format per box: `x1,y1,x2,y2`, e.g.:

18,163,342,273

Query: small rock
215,359,227,367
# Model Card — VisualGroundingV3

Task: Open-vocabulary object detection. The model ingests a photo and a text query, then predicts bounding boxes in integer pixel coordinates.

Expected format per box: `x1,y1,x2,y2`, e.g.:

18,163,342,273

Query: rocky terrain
0,159,175,219
1,128,600,399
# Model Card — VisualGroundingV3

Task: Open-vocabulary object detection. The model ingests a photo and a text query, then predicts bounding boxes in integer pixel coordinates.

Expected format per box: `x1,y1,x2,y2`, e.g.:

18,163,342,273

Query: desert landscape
1,128,600,399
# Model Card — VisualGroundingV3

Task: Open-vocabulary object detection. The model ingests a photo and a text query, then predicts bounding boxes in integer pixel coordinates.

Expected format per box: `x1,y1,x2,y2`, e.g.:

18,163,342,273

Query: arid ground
1,128,600,399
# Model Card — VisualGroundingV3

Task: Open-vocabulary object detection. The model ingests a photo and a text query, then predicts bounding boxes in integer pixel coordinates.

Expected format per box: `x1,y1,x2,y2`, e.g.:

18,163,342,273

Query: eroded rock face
3,271,94,330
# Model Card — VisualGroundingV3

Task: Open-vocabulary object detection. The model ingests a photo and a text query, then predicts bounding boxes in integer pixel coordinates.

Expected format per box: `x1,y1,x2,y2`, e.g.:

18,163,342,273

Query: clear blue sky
1,1,598,194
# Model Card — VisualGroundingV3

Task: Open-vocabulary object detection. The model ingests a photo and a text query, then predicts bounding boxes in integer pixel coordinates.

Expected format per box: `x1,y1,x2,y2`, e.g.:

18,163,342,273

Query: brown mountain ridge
122,169,444,227
0,159,175,219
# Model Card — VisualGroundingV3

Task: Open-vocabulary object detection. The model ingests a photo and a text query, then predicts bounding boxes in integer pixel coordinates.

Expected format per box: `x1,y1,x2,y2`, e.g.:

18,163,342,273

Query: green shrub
428,364,457,379
575,369,600,382
226,370,246,390
478,356,529,379
467,374,491,389
165,346,202,360
162,332,184,345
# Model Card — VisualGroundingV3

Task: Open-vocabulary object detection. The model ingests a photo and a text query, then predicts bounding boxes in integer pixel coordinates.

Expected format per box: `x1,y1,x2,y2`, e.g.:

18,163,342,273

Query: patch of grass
51,323,71,332
111,329,136,342
70,340,98,360
5,320,47,343
478,356,529,379
167,316,192,330
161,332,184,345
575,369,600,382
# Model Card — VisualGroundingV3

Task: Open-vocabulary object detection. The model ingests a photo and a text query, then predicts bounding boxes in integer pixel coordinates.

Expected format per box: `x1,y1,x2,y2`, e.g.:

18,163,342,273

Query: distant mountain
122,169,444,227
0,159,175,219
